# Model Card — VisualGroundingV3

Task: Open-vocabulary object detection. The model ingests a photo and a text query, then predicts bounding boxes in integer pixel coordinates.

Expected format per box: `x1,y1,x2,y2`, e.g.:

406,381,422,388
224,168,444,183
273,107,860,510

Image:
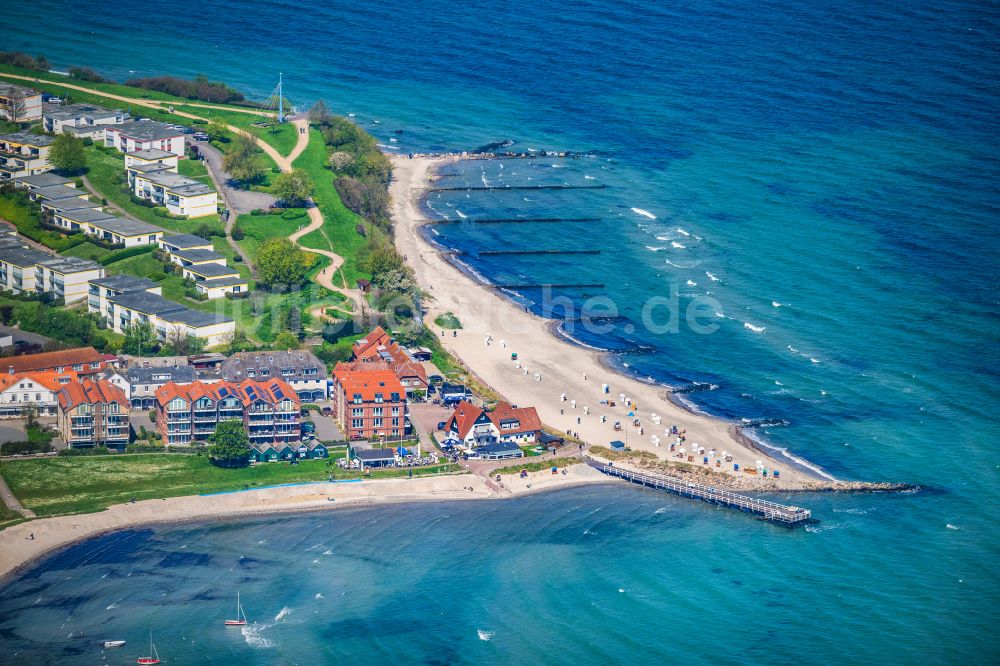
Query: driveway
197,140,277,216
408,402,452,437
310,408,344,442
0,325,57,351
0,423,26,444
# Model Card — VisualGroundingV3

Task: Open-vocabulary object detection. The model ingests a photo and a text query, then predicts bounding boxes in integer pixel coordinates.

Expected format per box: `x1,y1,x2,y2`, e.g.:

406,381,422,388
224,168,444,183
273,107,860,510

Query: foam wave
456,209,467,219
666,259,701,269
744,322,766,333
706,272,720,282
631,207,657,219
645,245,667,252
274,607,293,622
772,301,782,307
741,428,837,481
478,629,495,641
242,623,274,648
686,279,698,286
676,227,690,236
671,241,686,249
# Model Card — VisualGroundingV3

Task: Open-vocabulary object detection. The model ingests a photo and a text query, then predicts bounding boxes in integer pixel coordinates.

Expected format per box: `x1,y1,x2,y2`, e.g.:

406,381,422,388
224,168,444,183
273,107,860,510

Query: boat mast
278,73,284,123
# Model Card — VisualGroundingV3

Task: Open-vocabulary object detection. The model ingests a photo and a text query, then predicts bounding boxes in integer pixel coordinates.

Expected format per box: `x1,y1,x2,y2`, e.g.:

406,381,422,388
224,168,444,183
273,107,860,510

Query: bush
100,244,154,265
69,65,110,83
0,441,54,455
58,446,112,457
123,74,245,104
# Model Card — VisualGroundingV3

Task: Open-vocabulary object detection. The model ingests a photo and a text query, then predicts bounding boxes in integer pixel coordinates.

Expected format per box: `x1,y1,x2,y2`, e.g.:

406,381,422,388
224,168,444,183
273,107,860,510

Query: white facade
0,133,52,180
0,84,42,122
45,104,126,133
104,124,185,157
0,374,73,417
124,150,178,171
195,279,248,300
131,169,218,218
34,259,105,304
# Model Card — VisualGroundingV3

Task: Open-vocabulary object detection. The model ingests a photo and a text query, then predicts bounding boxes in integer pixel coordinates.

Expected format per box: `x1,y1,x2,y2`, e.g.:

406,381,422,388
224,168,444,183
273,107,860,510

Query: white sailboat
224,590,248,626
136,629,161,664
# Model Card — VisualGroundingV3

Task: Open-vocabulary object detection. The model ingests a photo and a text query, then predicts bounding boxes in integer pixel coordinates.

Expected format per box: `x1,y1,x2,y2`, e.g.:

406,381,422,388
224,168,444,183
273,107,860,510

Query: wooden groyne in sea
491,282,605,289
587,459,813,525
478,249,601,256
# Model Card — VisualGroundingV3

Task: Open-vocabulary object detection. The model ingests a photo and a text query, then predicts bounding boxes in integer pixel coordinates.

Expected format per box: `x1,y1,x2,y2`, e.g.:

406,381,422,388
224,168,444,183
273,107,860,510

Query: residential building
0,83,42,122
0,347,106,376
251,439,328,463
167,248,226,268
332,362,406,440
154,378,300,447
48,208,163,247
0,370,79,417
124,148,178,172
40,199,100,216
44,103,127,136
0,132,54,180
352,326,429,395
56,379,130,449
13,172,74,191
159,245,245,298
159,234,214,254
127,363,196,409
27,184,90,206
104,120,185,156
128,163,217,218
105,290,235,347
220,350,329,402
180,261,240,283
0,245,52,293
87,274,162,319
443,400,541,448
34,256,105,304
195,275,248,299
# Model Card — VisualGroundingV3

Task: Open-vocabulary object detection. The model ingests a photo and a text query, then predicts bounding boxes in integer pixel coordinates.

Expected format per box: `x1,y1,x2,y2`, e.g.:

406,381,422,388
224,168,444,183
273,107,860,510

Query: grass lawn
434,312,463,329
0,455,464,517
0,192,85,252
84,146,223,235
293,127,373,285
235,209,309,259
61,240,114,262
178,158,213,186
493,457,582,475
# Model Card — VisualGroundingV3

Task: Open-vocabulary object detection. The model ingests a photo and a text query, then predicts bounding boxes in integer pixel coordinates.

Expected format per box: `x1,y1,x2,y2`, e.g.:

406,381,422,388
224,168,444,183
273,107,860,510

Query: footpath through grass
0,455,463,517
294,127,373,285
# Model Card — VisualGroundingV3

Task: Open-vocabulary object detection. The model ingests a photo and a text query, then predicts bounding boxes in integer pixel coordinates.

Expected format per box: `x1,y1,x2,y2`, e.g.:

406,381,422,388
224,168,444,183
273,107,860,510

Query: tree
256,238,308,287
223,133,263,185
34,55,49,71
329,151,352,172
274,331,299,350
272,169,314,207
309,99,332,126
48,134,87,174
0,92,27,123
165,329,206,356
208,420,251,467
123,320,158,356
231,223,244,240
204,120,229,142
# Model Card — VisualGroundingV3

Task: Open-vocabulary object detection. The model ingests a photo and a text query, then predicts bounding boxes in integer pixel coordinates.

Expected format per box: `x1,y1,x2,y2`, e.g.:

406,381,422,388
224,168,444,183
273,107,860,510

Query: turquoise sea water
1,0,998,662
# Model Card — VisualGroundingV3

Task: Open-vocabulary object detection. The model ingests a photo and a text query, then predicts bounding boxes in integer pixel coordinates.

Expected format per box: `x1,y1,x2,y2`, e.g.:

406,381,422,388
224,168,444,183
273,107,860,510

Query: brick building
332,361,406,440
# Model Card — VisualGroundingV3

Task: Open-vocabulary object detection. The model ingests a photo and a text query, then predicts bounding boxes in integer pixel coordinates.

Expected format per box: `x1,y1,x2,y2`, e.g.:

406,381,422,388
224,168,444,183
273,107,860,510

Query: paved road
197,140,277,216
0,469,34,519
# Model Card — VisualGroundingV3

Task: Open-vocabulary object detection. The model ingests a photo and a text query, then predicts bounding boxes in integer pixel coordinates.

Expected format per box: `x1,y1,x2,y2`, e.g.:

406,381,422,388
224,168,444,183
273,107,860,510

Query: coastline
0,465,613,584
391,155,835,489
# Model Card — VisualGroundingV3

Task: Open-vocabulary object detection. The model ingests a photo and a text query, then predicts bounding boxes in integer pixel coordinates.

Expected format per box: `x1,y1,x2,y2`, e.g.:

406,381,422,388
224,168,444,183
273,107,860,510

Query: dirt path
0,473,34,519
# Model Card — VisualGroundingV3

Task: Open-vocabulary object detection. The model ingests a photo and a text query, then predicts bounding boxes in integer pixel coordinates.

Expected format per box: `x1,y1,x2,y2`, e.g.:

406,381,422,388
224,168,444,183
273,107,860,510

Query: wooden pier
588,460,812,525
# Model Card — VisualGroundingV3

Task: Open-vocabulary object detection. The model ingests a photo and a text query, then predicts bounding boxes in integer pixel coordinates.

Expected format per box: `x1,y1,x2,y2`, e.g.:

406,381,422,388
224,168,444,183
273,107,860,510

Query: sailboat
224,590,248,626
136,629,161,664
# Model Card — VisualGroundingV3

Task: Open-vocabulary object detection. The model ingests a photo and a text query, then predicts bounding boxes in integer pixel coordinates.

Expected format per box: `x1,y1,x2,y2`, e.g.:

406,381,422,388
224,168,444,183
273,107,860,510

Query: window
351,419,363,429
90,362,100,369
391,392,400,402
391,406,400,416
372,407,383,416
373,418,383,428
35,393,40,401
351,408,363,417
374,393,383,404
352,393,362,405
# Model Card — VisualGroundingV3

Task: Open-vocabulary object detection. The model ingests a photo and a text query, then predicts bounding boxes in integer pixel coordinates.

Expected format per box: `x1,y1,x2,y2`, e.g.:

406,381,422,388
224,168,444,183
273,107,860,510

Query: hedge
100,244,154,265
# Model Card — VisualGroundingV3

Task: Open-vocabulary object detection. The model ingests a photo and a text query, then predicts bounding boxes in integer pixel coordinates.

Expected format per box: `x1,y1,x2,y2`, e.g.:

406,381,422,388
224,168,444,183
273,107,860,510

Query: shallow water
1,0,998,662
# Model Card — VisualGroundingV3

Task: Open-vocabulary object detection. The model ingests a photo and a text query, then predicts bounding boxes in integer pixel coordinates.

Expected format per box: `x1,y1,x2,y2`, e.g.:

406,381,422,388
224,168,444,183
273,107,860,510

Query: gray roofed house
108,120,183,142
127,363,196,409
160,234,212,251
138,170,215,196
0,131,55,147
29,184,88,202
109,290,187,316
0,245,52,267
183,262,239,279
221,350,329,402
39,255,102,274
354,448,396,466
42,199,100,213
13,172,73,190
90,274,160,293
200,276,249,287
160,307,227,328
127,148,175,161
86,216,162,237
55,208,117,225
171,248,225,263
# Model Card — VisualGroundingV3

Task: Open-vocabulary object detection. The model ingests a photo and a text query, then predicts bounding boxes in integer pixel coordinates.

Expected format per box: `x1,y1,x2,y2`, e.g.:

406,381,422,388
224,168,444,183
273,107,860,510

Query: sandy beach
390,155,832,490
0,466,613,582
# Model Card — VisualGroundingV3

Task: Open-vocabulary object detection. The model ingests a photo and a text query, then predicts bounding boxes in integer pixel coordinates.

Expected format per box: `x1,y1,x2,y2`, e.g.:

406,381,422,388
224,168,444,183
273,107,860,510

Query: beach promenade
390,155,832,490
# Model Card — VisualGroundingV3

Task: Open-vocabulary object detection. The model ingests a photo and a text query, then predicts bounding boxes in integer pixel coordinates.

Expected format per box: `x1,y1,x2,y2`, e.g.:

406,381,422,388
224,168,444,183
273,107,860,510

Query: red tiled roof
353,326,392,360
154,378,300,407
352,328,427,387
57,379,128,410
0,370,79,392
0,347,103,374
445,401,541,439
333,362,404,402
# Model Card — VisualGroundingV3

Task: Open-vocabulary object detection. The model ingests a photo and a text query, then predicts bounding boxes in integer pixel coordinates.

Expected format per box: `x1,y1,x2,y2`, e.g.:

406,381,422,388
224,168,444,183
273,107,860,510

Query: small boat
224,590,248,626
136,629,160,664
103,640,126,648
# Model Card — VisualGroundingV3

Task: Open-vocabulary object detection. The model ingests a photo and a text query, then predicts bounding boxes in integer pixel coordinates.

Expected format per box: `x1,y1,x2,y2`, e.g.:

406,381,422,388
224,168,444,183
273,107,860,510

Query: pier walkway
587,459,812,525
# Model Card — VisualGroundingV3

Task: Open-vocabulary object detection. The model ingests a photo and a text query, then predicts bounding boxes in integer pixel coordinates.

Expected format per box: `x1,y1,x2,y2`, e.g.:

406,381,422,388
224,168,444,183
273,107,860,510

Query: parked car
436,421,446,431
428,375,444,385
302,421,316,434
321,406,332,416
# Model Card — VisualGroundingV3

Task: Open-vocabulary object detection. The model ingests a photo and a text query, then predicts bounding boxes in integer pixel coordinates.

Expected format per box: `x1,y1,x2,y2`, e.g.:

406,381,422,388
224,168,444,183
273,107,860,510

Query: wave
741,428,837,481
946,524,960,530
706,272,720,282
666,259,701,269
676,227,690,236
671,241,686,249
478,629,495,641
772,301,782,307
686,279,697,286
631,207,657,219
584,175,595,179
315,593,324,599
455,209,467,219
242,623,274,649
274,607,293,622
645,245,667,252
744,322,766,333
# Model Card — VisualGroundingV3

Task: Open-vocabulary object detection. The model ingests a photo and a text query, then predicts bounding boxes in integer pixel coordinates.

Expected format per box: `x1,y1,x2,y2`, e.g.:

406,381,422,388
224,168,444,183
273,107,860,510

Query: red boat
136,629,160,664
224,590,248,626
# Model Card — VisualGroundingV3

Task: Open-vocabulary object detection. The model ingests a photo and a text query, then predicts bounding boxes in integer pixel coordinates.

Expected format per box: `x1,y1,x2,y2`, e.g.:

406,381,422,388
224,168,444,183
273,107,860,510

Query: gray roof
172,248,225,263
90,274,159,293
198,276,249,288
128,364,196,385
184,262,238,278
221,350,328,381
0,131,54,147
355,448,396,461
129,162,174,174
44,103,116,122
126,148,175,160
87,216,162,237
14,173,73,189
39,256,102,274
0,83,39,98
137,169,215,196
55,208,117,225
0,245,51,267
42,199,100,212
162,234,211,250
109,291,232,328
108,120,183,142
31,185,86,201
